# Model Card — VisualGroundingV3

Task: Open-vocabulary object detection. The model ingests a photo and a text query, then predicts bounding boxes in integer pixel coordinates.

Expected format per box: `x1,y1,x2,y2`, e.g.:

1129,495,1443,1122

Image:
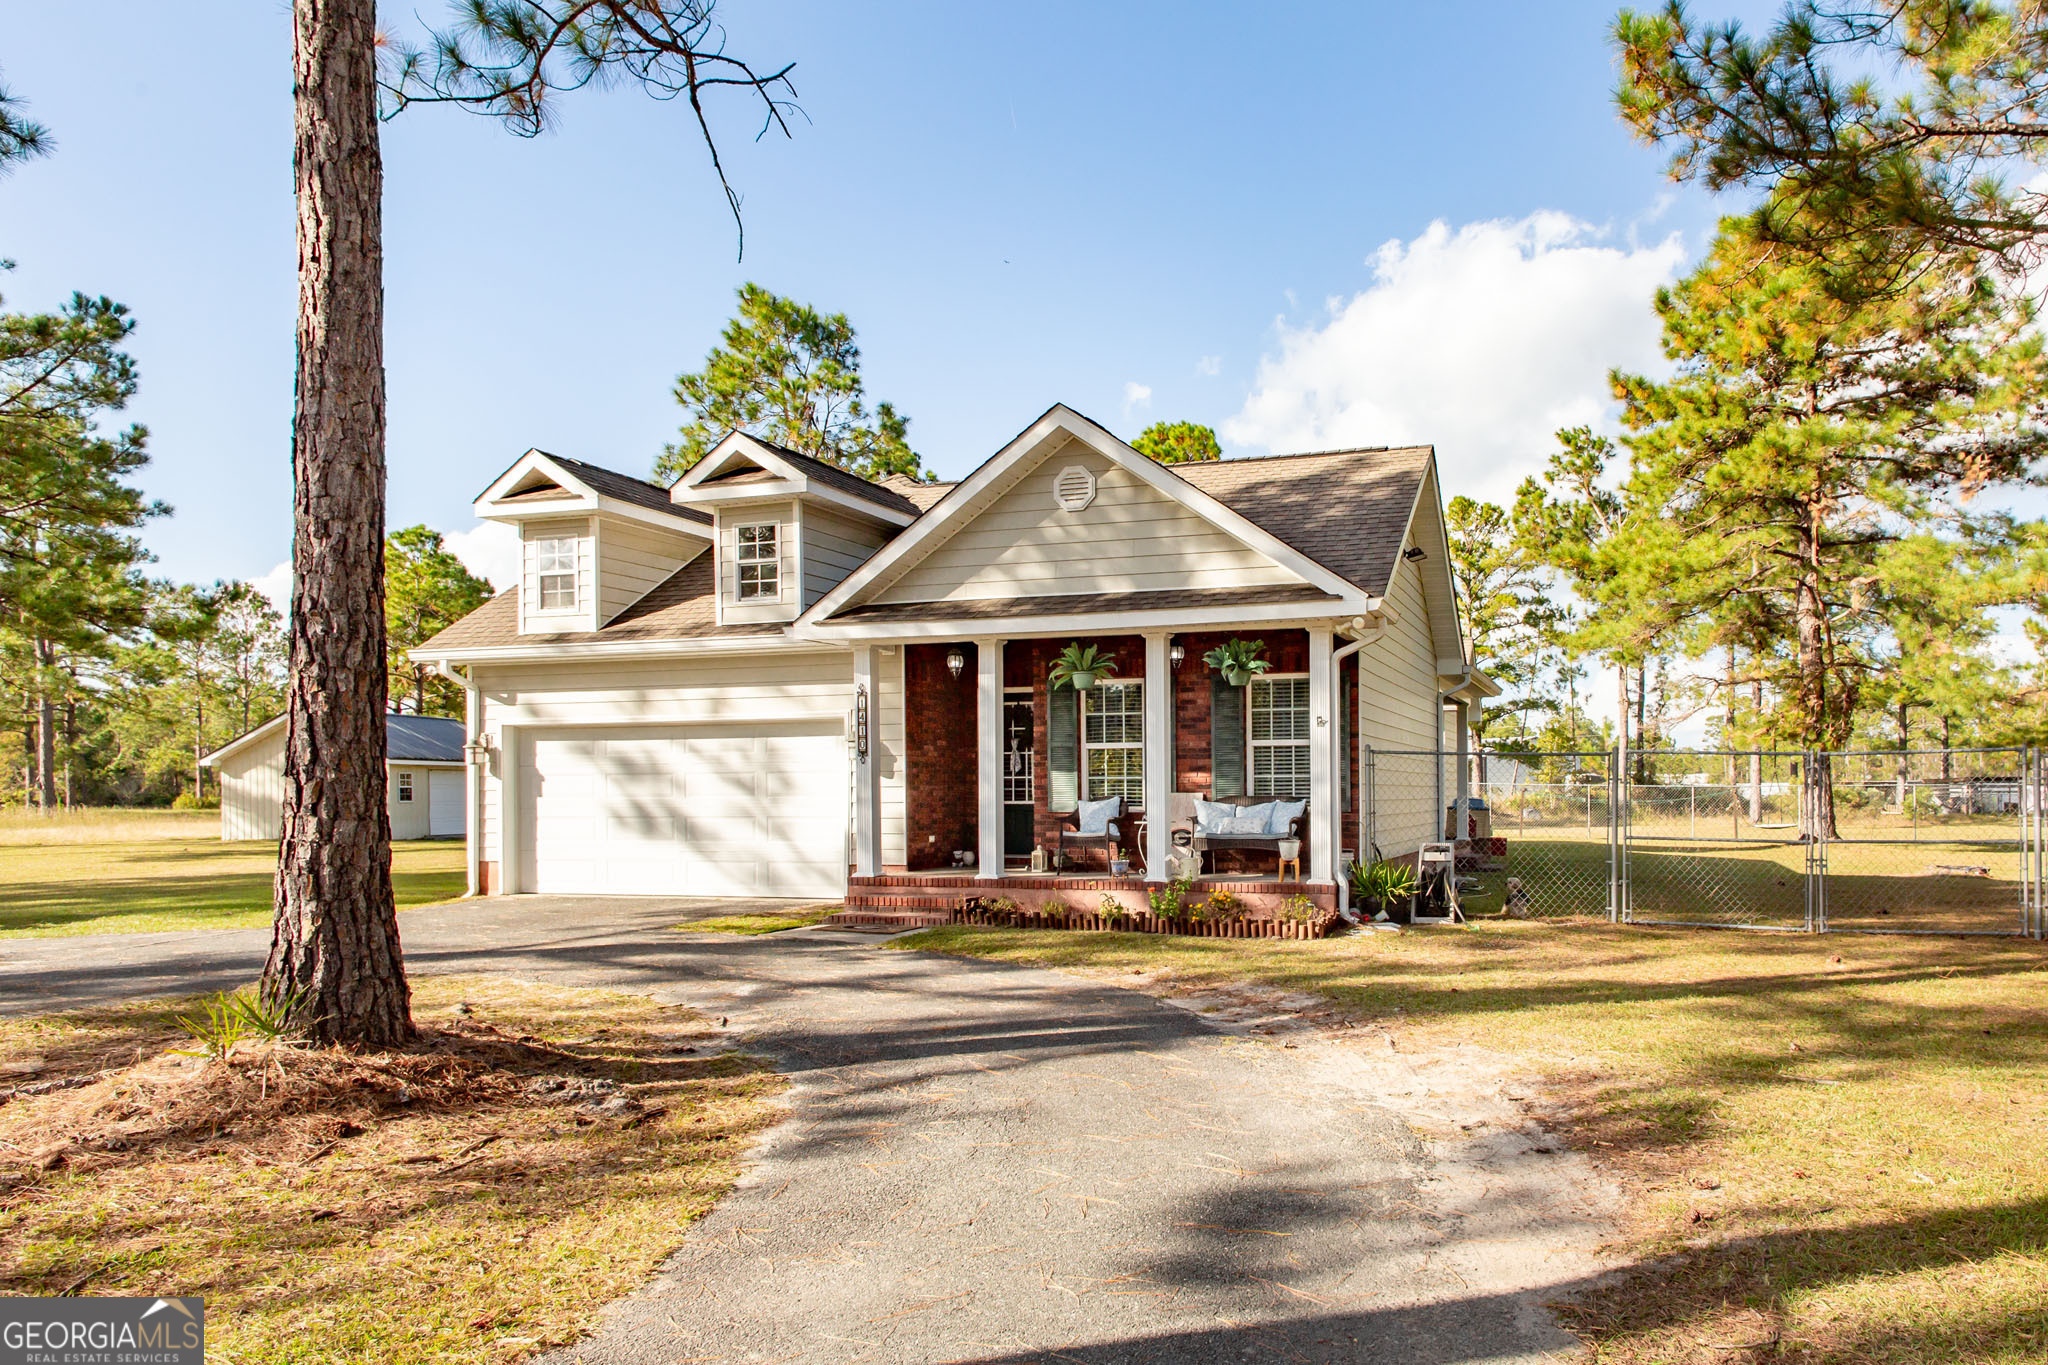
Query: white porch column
1453,698,1472,836
976,638,1004,878
1308,625,1336,884
464,678,482,897
496,723,521,895
1143,633,1172,878
852,644,881,877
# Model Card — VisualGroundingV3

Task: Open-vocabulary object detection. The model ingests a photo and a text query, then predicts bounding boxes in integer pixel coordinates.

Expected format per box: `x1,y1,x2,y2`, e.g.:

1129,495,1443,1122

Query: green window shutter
1211,674,1245,797
1048,684,1079,812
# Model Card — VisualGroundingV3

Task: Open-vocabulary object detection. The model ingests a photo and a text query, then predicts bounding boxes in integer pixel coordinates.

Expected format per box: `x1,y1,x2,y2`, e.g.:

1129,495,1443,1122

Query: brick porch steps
820,908,954,931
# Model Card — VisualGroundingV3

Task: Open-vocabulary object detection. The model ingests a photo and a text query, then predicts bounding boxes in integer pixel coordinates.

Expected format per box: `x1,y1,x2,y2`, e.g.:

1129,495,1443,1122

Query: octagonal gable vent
1052,465,1097,512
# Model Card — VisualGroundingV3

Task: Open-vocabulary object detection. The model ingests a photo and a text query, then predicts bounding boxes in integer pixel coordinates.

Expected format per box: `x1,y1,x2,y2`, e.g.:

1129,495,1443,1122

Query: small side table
1277,855,1301,882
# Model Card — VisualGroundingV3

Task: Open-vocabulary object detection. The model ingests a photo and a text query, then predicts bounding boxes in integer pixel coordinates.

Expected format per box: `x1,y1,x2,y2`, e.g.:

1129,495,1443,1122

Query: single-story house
200,712,468,842
412,403,1493,916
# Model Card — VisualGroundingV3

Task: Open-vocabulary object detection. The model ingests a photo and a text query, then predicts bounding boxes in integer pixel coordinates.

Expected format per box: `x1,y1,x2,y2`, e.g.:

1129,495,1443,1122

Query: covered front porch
844,623,1466,917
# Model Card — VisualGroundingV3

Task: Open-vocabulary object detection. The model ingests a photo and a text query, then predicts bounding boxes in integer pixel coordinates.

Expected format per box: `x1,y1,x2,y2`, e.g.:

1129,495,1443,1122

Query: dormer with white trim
671,433,919,626
473,450,713,636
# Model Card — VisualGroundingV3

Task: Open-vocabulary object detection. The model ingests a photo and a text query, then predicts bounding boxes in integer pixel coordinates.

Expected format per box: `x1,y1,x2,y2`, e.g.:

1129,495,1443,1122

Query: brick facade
904,641,980,870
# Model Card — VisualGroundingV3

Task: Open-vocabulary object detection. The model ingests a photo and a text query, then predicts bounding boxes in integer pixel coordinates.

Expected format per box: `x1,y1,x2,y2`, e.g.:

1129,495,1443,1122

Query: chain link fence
1359,744,2046,938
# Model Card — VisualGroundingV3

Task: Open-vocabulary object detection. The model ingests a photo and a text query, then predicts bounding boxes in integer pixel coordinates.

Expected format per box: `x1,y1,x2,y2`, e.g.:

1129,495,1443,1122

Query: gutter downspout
436,661,483,898
1331,614,1388,924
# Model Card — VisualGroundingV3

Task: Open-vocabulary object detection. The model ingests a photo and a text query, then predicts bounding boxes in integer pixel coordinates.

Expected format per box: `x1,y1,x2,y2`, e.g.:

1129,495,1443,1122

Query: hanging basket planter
1205,638,1271,689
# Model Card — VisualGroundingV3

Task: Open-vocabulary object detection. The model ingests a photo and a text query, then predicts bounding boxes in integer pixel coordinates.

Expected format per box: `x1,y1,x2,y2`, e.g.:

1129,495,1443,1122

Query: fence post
1609,746,1623,924
1807,749,1826,933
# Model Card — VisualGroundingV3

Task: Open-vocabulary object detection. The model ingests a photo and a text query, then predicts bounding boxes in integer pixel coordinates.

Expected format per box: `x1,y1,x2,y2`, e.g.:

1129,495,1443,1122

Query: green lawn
0,823,467,937
677,906,838,935
895,921,2048,1364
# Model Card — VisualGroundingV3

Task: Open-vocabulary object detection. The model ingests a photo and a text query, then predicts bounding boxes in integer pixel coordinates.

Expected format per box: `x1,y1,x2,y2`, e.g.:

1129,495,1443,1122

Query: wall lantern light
946,648,965,680
1169,642,1185,670
1402,546,1426,562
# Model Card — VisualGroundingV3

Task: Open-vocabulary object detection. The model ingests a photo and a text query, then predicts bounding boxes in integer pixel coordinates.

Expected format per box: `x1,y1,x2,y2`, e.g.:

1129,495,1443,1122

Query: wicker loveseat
1170,792,1305,875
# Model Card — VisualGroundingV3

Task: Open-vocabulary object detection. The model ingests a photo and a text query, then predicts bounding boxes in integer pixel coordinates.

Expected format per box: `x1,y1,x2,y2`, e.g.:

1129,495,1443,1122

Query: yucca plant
175,986,313,1061
1349,859,1417,915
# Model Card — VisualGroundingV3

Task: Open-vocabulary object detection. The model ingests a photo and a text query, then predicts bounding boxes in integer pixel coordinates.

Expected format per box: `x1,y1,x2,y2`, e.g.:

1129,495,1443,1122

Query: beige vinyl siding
389,765,432,840
802,505,888,610
597,519,702,625
217,726,288,841
520,516,595,634
1358,550,1443,857
878,645,907,866
474,647,854,872
715,503,798,625
871,441,1298,604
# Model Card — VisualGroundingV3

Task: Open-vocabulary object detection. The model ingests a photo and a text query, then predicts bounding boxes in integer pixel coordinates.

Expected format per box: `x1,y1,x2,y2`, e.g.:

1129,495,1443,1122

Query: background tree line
1451,1,2048,837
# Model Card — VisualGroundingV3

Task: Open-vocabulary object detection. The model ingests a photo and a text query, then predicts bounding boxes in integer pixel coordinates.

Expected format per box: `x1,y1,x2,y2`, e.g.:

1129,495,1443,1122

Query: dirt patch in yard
0,977,783,1363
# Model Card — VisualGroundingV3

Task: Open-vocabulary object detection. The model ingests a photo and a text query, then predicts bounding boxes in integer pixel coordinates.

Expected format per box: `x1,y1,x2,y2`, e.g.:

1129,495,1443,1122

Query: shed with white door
200,712,469,842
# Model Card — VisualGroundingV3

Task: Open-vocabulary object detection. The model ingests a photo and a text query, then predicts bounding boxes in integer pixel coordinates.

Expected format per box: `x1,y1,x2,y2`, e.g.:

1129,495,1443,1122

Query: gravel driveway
1,896,1614,1362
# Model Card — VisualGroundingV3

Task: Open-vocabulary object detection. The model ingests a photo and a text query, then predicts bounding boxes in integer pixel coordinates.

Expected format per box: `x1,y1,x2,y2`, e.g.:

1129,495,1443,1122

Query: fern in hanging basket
1203,637,1271,687
1049,642,1118,690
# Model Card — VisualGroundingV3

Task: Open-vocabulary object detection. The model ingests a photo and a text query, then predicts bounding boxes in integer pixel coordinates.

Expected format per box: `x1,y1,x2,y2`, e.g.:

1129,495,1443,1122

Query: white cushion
1193,798,1235,834
1076,796,1120,837
1267,800,1306,835
1238,802,1278,832
1216,812,1270,836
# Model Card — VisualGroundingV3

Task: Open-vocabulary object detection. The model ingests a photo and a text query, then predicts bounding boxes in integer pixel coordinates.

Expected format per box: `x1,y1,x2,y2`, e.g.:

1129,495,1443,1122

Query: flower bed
952,898,1339,939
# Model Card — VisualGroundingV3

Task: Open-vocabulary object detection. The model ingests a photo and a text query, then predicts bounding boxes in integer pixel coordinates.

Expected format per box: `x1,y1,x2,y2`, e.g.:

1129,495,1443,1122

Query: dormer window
536,536,578,610
735,523,779,601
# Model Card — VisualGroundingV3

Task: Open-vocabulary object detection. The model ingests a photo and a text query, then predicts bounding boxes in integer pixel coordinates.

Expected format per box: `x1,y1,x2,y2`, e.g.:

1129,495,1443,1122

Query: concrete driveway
0,897,1614,1362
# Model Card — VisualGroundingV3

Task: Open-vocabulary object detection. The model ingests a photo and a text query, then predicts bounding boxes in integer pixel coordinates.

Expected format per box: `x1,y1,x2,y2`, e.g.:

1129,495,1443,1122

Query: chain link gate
1360,744,2047,938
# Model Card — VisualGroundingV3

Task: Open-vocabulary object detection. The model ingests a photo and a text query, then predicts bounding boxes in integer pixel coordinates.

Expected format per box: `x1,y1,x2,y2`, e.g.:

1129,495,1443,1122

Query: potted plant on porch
1203,638,1271,688
1049,642,1118,691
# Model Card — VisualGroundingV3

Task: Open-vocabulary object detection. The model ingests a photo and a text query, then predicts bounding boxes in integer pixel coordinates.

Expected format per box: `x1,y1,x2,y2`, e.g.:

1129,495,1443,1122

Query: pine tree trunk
265,0,412,1047
1748,677,1764,824
194,697,205,802
1894,701,1910,808
33,636,55,811
1793,518,1838,841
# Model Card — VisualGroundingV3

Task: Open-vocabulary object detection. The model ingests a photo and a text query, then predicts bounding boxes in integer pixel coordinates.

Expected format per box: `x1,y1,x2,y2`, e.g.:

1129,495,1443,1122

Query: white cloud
243,520,519,618
1122,381,1152,414
442,520,521,592
250,560,293,616
1224,211,1688,504
1195,355,1221,377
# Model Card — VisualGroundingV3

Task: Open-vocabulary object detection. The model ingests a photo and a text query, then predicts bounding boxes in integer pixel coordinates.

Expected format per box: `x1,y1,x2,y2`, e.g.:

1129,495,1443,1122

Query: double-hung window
735,523,779,601
1248,675,1311,799
1082,680,1143,802
535,536,578,610
396,771,415,803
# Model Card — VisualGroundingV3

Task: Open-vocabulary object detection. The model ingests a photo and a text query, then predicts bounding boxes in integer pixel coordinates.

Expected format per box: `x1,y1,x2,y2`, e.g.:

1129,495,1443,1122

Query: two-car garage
511,720,849,899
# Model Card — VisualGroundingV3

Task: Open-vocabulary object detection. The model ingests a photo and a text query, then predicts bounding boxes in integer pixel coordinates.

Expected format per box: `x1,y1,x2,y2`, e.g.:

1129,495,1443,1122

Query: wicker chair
1056,795,1126,873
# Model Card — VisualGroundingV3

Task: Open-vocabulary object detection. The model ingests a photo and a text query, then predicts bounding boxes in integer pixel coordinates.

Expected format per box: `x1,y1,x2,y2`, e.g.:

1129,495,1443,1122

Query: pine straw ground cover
895,922,2048,1365
0,976,782,1363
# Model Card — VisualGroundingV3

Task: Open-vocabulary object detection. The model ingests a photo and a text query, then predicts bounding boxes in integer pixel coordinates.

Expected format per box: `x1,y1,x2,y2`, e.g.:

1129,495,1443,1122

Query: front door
1003,695,1035,861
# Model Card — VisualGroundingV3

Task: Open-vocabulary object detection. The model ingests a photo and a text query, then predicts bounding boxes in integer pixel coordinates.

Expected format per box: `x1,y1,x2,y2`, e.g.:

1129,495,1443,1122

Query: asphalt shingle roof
422,441,1433,649
1172,446,1431,600
416,553,779,652
542,452,710,527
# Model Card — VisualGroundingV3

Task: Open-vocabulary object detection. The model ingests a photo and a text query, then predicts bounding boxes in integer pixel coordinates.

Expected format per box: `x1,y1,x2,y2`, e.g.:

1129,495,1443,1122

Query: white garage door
428,769,465,838
519,723,847,898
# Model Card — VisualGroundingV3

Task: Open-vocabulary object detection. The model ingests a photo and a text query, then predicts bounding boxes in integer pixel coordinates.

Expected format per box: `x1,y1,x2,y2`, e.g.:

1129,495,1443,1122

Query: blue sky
2,1,1777,593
